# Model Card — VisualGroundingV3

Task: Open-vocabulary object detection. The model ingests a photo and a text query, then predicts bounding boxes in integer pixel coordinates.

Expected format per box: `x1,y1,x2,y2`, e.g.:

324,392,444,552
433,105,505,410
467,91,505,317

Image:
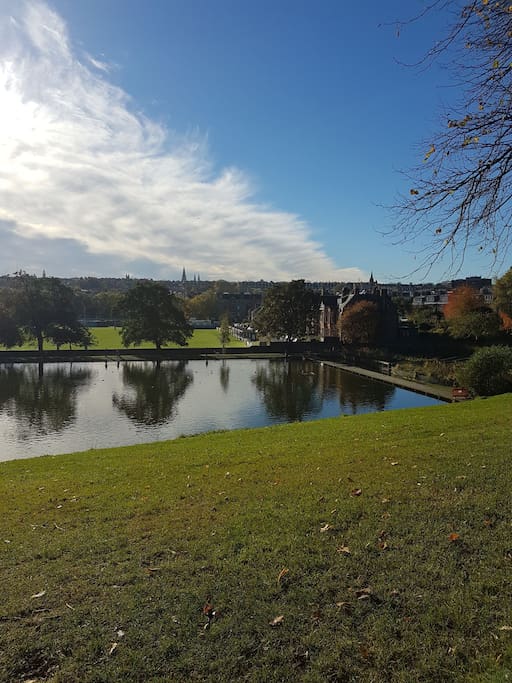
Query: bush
457,346,512,396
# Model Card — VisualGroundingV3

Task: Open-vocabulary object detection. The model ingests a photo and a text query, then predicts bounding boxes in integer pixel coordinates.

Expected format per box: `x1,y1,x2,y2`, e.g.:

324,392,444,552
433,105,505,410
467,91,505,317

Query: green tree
394,3,512,270
187,288,220,320
338,301,380,345
494,267,512,318
254,280,317,341
448,308,501,341
457,345,512,395
13,274,84,352
46,323,95,350
119,281,192,349
218,314,231,351
0,304,22,348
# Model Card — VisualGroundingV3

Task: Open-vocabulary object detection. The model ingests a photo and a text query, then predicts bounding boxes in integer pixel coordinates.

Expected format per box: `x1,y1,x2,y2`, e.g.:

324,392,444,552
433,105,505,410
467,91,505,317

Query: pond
0,359,441,461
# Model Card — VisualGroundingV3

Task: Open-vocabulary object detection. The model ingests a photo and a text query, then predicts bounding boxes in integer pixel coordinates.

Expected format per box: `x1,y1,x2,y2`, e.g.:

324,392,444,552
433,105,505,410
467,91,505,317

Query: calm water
0,359,441,461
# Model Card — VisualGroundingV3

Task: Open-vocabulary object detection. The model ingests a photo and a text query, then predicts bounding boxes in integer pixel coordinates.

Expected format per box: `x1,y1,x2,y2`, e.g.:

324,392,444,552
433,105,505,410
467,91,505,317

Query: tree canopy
13,274,89,352
254,280,317,341
119,281,192,349
494,266,512,317
338,301,380,345
444,284,501,340
394,1,512,272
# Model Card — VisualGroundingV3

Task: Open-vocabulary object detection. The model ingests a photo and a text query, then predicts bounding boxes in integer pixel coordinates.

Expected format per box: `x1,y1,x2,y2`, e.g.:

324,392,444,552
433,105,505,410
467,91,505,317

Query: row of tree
0,275,193,351
254,270,512,346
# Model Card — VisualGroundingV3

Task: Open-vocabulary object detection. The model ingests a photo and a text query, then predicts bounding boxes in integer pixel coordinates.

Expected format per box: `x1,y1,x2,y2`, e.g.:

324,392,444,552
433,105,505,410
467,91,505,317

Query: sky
0,0,506,283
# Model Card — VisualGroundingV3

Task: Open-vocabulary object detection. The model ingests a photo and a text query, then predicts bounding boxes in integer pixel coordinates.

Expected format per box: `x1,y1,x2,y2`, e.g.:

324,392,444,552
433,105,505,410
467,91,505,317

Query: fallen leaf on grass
277,568,289,585
359,644,371,659
270,615,284,626
337,545,351,555
108,642,118,656
499,625,512,631
391,462,399,466
448,533,460,542
350,488,362,497
335,601,351,610
203,602,215,618
355,587,373,600
378,541,389,551
30,590,46,599
320,523,332,533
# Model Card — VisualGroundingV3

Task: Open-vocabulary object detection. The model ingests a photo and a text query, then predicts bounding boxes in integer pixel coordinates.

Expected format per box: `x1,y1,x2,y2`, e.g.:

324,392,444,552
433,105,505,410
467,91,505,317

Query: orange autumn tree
444,285,500,341
444,286,482,320
338,301,380,345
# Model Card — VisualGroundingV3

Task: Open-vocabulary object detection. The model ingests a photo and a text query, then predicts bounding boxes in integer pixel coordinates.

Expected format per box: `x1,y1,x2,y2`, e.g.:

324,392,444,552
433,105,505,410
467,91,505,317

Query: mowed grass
1,327,246,351
1,397,512,682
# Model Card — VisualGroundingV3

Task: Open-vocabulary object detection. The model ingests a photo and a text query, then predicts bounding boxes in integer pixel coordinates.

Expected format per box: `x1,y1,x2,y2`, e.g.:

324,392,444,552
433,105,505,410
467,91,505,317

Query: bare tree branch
390,0,512,274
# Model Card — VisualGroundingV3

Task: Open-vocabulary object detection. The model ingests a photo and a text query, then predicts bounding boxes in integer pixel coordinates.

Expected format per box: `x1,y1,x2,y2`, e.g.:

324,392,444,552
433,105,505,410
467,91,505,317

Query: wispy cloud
0,1,365,281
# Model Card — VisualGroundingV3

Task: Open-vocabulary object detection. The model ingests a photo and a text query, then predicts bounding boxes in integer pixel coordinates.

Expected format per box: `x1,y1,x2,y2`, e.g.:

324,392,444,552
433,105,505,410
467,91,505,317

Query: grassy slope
1,327,246,351
1,397,512,682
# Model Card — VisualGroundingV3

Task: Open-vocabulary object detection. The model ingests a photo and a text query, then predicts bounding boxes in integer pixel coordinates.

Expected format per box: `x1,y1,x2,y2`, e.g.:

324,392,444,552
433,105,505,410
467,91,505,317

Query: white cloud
0,0,366,282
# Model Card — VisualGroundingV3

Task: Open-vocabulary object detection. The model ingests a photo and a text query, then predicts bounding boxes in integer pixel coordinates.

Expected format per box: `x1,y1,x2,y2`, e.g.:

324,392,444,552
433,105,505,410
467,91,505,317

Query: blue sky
0,0,503,282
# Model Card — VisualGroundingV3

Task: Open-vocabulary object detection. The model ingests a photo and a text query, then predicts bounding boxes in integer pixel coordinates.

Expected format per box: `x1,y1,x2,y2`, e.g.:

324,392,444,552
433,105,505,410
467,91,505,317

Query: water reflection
337,371,395,414
219,361,230,393
316,363,395,414
0,364,91,438
112,361,193,425
252,360,322,421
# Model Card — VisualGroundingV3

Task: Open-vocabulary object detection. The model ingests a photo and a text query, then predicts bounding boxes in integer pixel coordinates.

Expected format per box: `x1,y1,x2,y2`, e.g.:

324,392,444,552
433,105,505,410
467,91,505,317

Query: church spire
181,267,187,283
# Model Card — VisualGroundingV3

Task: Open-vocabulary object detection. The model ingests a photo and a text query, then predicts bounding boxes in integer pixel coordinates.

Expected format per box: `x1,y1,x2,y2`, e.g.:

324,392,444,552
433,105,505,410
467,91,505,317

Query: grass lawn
1,327,247,351
1,396,512,682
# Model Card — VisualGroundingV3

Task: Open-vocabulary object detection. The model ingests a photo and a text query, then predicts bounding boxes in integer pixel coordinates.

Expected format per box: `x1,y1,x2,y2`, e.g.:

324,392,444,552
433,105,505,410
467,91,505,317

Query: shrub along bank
1,396,512,682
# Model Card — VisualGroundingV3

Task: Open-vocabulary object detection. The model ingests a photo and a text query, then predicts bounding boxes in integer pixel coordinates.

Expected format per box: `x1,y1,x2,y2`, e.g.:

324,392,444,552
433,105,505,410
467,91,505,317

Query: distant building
318,277,399,343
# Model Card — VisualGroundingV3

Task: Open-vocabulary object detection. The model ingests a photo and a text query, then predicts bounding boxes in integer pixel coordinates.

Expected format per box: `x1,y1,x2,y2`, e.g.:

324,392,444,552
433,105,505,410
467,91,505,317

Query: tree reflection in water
252,360,322,421
336,370,395,414
0,363,92,438
219,361,230,393
112,361,193,425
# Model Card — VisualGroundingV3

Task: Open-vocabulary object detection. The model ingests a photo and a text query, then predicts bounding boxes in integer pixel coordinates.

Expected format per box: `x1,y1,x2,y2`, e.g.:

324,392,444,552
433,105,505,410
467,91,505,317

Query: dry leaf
277,567,289,585
350,488,362,497
381,498,391,503
108,642,118,656
30,590,46,599
378,541,389,551
355,587,373,600
335,601,351,610
203,602,215,618
337,545,351,555
391,462,399,466
270,614,284,626
499,625,512,631
320,523,332,533
360,644,371,659
448,533,460,542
